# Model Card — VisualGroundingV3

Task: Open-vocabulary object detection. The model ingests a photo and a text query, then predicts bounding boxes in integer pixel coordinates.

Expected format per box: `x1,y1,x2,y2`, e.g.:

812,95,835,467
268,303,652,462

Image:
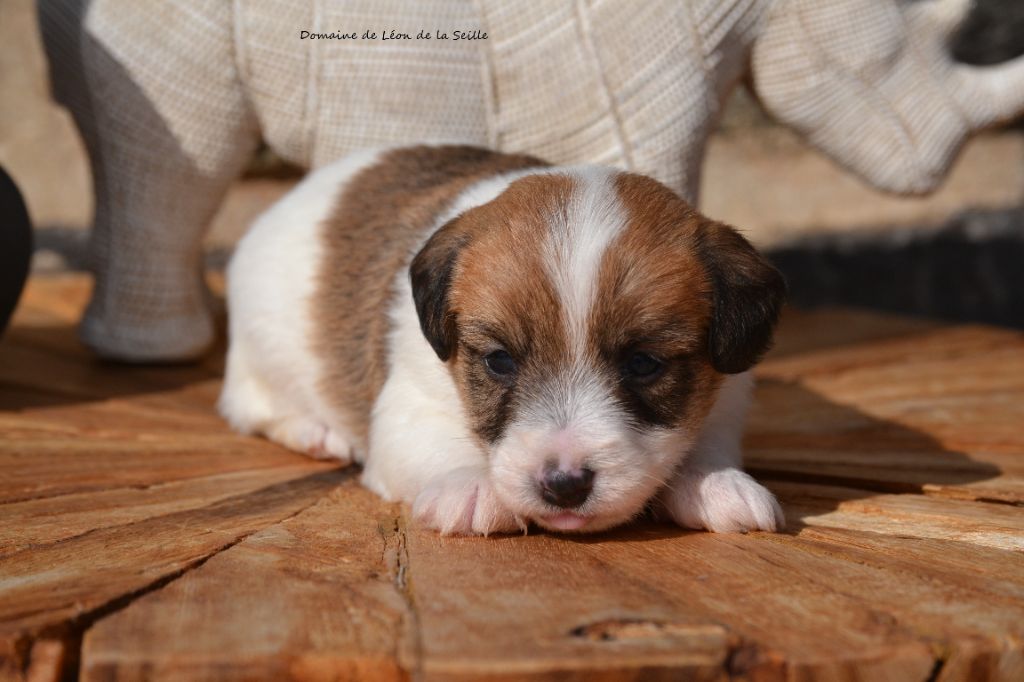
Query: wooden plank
80,480,412,682
81,484,1021,679
791,527,1024,602
79,488,730,682
405,527,739,681
405,525,917,681
1,275,352,678
0,427,330,505
0,469,345,673
5,275,1023,680
745,531,1024,679
0,465,335,555
0,387,226,434
754,530,1024,680
748,325,1024,503
768,480,1024,551
404,519,1023,681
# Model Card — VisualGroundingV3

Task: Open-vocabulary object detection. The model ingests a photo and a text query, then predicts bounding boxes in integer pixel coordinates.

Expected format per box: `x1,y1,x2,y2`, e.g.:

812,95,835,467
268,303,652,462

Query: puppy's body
221,145,785,535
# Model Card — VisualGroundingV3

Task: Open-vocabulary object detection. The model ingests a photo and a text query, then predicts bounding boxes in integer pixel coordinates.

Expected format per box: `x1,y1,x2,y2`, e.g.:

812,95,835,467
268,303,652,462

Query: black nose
540,466,595,508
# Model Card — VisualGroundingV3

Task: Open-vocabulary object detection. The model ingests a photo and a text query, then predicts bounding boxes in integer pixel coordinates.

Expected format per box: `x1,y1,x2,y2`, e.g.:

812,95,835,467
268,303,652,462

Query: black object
952,0,1024,66
768,209,1024,330
0,166,32,336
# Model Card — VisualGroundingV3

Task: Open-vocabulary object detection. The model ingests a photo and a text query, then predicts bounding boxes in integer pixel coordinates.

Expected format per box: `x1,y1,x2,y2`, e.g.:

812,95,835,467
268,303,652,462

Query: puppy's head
410,169,784,532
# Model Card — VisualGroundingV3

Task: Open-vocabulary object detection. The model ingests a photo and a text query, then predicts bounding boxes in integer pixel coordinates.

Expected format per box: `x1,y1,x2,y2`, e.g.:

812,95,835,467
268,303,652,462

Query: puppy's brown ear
410,217,470,362
698,220,786,374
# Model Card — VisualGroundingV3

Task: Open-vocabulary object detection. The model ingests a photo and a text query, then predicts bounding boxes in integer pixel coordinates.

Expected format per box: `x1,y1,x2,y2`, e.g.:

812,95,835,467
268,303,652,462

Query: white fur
218,148,383,462
359,267,482,501
660,372,785,532
221,147,781,536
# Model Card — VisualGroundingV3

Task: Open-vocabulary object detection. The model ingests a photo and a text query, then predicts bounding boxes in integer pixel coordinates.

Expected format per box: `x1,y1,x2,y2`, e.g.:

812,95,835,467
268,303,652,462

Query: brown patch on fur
444,175,575,443
592,173,721,430
590,172,784,430
313,145,546,449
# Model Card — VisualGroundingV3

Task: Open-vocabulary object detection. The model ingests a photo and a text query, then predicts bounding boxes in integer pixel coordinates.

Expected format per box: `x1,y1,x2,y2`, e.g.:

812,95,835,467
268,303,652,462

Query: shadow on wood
750,378,1001,490
0,321,225,410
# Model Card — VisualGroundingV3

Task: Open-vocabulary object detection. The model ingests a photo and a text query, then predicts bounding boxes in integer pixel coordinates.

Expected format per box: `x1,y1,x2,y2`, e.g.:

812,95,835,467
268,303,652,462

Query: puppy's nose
540,466,595,508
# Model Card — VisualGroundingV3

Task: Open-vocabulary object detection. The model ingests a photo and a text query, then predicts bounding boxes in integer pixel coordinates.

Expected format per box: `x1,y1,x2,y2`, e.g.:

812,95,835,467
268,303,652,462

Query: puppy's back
222,145,546,454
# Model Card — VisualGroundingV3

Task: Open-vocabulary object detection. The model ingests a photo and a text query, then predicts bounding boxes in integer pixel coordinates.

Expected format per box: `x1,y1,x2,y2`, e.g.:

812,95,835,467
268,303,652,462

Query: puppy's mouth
536,511,593,532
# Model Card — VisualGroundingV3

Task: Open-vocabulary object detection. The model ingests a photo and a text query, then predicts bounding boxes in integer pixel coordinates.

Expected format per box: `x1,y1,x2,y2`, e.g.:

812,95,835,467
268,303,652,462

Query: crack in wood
568,618,725,642
725,638,775,677
925,654,948,682
28,541,248,682
380,512,423,680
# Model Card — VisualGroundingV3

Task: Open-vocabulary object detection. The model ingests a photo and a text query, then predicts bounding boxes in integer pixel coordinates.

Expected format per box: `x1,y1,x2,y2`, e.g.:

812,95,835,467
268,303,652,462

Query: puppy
219,145,786,535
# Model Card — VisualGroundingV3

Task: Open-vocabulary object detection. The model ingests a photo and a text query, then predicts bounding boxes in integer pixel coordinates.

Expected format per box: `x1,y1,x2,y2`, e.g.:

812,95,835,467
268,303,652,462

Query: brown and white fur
219,145,786,536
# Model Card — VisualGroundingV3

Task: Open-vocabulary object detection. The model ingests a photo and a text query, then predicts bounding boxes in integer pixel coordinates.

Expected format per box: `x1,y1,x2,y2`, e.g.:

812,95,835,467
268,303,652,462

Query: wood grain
0,465,337,555
3,275,1023,681
80,480,412,682
0,469,343,637
0,276,345,680
403,520,1024,681
770,480,1024,551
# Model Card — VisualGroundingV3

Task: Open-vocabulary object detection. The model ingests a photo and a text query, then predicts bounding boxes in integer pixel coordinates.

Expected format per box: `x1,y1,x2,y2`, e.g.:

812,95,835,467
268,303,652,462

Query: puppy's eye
484,350,517,378
623,351,663,382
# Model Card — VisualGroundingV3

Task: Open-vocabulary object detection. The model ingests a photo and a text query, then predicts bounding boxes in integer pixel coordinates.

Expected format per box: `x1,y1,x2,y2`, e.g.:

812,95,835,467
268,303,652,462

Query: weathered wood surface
0,276,342,680
81,481,413,682
2,275,1022,681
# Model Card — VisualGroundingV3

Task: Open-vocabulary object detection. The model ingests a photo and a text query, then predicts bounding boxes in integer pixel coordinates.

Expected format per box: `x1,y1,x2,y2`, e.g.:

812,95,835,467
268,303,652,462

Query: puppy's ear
698,220,786,374
410,217,470,362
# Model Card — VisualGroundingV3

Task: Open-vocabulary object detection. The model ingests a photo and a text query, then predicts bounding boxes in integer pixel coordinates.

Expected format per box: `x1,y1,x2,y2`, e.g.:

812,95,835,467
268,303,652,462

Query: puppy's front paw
662,467,784,533
412,468,523,536
264,417,353,464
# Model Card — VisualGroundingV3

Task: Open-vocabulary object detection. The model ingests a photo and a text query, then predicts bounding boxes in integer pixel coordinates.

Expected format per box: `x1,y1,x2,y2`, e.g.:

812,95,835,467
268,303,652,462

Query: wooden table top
1,275,1021,681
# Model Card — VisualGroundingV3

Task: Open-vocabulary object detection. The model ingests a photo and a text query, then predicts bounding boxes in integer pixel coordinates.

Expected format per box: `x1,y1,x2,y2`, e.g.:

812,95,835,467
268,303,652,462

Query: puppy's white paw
412,467,523,536
264,417,353,464
662,466,784,533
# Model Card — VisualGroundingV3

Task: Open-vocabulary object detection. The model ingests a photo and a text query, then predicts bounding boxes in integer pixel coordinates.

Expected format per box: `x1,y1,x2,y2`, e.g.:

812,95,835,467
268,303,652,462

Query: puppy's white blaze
518,168,630,467
488,168,643,523
525,369,627,469
543,167,628,358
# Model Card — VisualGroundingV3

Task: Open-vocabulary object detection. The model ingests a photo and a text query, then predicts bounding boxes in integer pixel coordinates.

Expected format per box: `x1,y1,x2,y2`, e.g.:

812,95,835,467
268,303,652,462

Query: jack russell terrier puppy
219,145,786,536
